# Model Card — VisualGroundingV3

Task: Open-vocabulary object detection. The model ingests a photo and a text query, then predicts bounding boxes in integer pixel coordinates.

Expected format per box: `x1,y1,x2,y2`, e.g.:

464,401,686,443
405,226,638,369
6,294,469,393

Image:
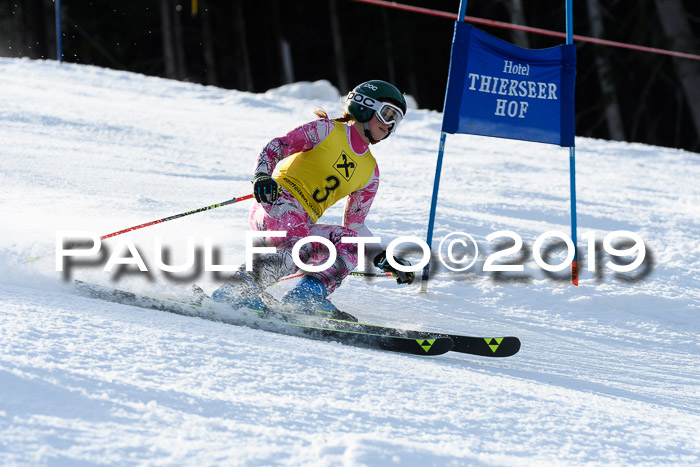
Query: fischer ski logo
484,337,504,353
416,339,436,353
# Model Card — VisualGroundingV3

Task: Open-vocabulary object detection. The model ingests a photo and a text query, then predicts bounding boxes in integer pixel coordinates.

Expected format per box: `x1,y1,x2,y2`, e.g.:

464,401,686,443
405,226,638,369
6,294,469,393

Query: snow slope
1,57,698,466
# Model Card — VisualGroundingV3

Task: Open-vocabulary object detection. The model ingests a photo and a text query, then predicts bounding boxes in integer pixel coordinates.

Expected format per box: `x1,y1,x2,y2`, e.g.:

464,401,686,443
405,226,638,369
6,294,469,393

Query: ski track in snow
1,58,698,465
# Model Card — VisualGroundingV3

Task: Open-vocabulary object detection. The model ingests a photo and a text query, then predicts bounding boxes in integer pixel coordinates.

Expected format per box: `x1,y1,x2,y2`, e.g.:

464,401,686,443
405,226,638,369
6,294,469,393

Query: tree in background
586,0,626,141
653,0,700,146
159,0,179,79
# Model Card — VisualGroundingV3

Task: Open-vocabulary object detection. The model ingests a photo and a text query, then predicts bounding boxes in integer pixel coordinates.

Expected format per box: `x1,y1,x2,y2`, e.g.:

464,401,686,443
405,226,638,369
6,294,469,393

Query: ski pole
27,194,254,264
279,271,396,282
100,194,254,240
349,271,395,278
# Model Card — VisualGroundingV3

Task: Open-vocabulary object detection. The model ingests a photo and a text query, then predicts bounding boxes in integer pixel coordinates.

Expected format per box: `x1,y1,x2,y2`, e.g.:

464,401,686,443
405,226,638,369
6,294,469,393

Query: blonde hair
313,108,354,124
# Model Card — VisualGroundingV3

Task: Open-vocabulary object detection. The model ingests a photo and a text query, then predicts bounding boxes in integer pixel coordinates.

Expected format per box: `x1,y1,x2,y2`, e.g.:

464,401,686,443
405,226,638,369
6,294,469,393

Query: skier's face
367,114,392,143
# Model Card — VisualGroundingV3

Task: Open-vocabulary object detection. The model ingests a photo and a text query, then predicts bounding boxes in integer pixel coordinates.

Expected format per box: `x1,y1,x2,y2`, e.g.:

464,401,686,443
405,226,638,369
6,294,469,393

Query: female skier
212,80,414,314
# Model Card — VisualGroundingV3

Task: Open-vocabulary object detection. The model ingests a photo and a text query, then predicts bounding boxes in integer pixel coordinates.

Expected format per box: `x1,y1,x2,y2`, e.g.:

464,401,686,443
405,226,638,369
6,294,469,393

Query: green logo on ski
416,339,436,353
484,337,504,353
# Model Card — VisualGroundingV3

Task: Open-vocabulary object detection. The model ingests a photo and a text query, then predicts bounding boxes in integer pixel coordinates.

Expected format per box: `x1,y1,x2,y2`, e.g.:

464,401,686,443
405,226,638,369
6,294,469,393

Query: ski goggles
347,92,404,126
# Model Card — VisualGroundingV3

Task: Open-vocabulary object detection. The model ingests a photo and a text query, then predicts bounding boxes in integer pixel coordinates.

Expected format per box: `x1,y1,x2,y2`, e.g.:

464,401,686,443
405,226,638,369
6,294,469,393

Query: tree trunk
381,7,396,85
280,39,295,85
200,0,218,86
270,0,293,84
171,3,187,80
233,0,253,91
586,0,626,141
653,0,700,147
506,0,530,48
42,0,56,60
159,0,177,79
329,0,348,93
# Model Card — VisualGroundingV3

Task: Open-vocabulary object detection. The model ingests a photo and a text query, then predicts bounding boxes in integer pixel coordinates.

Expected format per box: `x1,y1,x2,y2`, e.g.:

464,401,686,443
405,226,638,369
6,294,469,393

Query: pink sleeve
343,165,380,239
254,118,335,175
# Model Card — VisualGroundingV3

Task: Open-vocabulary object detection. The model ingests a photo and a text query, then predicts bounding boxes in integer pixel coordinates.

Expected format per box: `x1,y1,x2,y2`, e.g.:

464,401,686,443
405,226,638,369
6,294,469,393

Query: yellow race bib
274,121,376,222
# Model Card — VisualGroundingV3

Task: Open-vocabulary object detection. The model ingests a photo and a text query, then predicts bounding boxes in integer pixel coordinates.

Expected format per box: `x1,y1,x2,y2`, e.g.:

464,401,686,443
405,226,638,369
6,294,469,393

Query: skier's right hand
373,251,415,285
252,173,280,204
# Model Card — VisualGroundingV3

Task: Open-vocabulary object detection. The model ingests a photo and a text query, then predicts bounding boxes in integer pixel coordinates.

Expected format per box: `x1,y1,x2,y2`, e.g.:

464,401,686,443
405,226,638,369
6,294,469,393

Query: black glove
373,251,415,285
252,173,280,204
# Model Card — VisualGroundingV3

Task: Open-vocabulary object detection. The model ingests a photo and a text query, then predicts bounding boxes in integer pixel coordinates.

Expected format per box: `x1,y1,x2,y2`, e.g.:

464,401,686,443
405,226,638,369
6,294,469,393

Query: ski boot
281,275,357,322
211,271,268,311
191,284,207,306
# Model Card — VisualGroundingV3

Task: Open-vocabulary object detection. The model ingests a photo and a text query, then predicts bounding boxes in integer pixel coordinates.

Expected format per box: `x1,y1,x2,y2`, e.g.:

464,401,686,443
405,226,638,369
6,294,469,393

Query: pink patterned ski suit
247,118,381,295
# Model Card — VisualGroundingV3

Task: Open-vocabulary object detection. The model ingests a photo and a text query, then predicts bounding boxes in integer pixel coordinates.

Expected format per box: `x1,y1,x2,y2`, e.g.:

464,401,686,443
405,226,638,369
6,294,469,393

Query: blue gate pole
420,0,469,292
424,132,447,252
55,0,63,63
566,0,578,285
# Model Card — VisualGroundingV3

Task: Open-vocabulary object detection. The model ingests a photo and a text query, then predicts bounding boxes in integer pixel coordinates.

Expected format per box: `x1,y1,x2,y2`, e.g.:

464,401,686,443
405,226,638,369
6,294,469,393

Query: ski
74,281,520,358
270,303,520,357
73,281,453,356
234,287,520,358
294,315,519,357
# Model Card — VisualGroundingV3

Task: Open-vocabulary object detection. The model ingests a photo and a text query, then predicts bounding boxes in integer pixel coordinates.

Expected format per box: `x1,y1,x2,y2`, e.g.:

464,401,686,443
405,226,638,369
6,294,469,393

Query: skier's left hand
252,173,280,204
373,251,415,285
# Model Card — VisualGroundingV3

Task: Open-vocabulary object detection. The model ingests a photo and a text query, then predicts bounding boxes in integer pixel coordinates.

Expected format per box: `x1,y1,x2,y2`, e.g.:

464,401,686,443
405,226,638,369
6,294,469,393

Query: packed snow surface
1,58,698,465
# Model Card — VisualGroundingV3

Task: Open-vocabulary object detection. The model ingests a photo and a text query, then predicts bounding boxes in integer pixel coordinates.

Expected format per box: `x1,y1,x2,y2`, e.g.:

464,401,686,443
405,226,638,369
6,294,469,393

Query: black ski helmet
345,80,407,141
346,80,407,121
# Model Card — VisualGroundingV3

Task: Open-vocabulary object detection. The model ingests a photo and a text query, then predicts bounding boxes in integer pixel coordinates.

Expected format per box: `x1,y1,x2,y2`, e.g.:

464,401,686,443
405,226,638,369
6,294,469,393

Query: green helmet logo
345,80,407,124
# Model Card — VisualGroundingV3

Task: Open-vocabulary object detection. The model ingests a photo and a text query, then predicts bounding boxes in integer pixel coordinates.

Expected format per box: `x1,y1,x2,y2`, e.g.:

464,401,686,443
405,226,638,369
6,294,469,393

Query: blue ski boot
281,276,357,322
211,271,268,311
